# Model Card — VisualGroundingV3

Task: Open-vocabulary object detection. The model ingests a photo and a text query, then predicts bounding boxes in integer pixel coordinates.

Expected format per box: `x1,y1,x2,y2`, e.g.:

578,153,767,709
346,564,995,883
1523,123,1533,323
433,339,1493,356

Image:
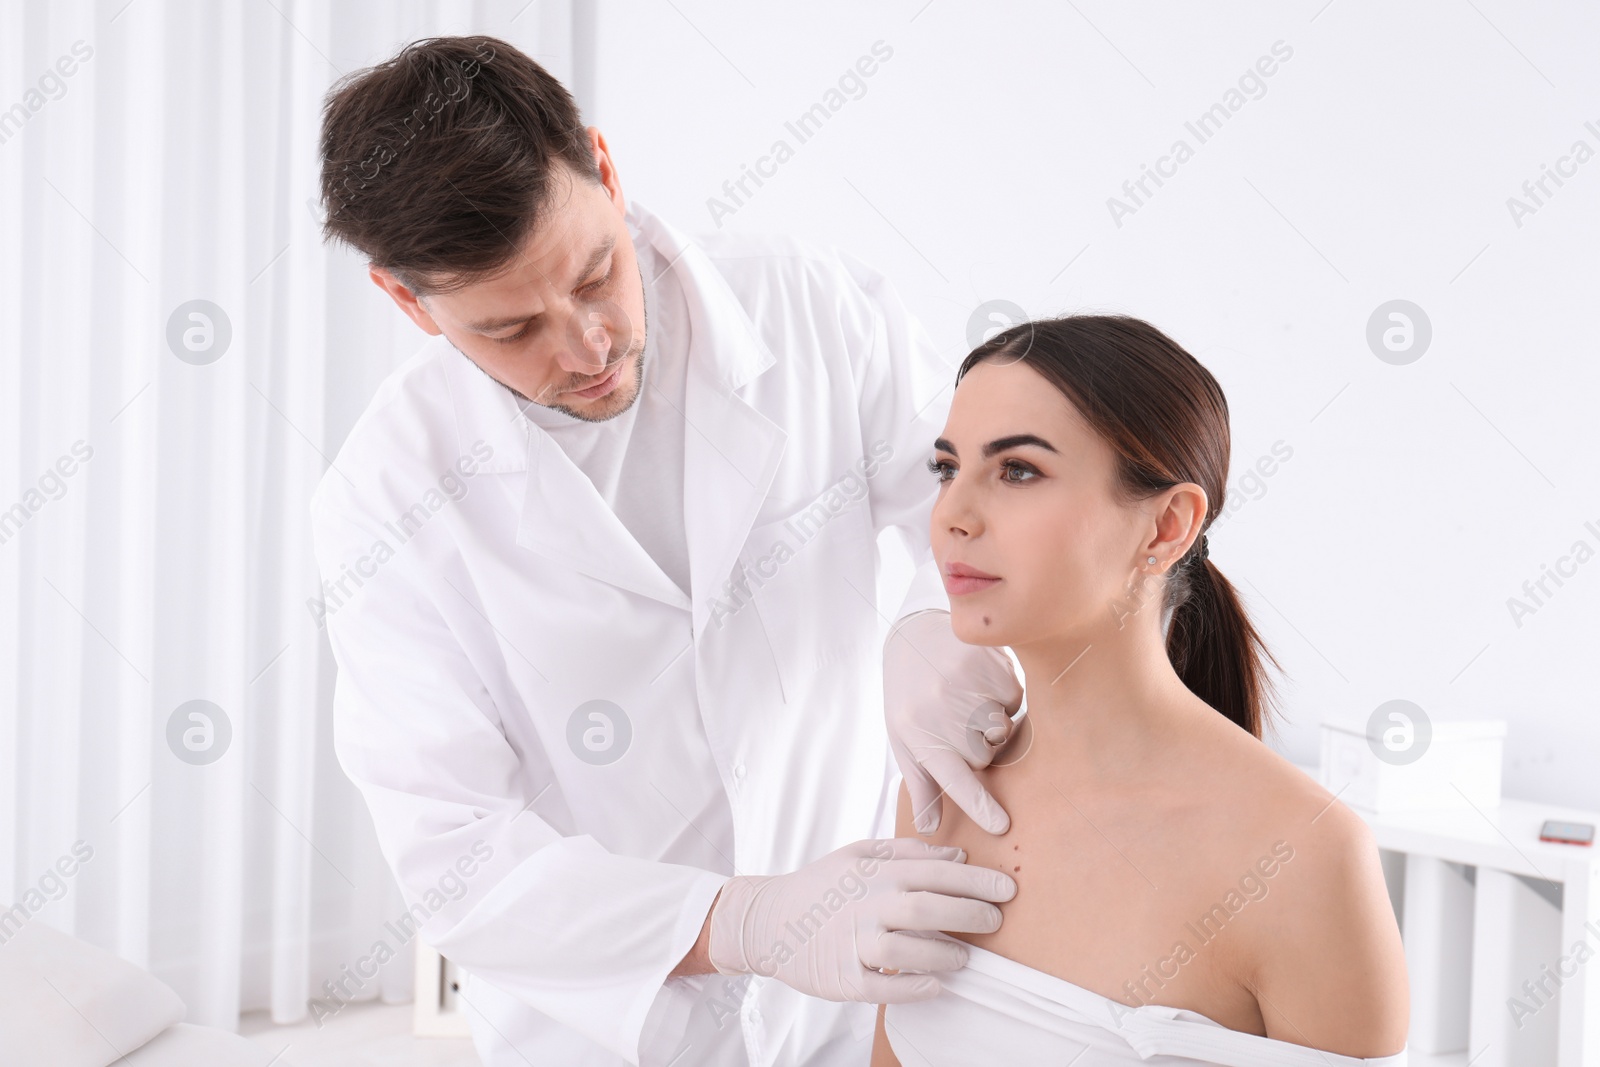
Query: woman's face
928,358,1156,649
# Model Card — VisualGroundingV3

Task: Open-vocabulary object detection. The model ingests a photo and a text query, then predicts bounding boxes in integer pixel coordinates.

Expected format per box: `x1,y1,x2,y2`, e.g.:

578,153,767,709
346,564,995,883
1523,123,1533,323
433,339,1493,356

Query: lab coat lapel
682,361,786,635
434,314,691,608
516,426,693,610
632,205,788,634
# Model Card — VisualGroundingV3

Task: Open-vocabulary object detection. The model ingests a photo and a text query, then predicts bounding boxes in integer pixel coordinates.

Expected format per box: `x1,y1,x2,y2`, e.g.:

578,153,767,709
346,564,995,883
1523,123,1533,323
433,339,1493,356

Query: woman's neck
1004,615,1204,787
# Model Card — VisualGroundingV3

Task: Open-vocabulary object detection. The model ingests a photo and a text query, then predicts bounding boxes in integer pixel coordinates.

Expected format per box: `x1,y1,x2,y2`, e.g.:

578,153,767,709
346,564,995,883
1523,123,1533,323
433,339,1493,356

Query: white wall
583,0,1600,809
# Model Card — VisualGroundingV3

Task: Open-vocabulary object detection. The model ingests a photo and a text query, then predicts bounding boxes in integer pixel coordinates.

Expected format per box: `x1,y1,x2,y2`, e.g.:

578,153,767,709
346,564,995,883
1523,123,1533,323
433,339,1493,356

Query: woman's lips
943,563,1001,597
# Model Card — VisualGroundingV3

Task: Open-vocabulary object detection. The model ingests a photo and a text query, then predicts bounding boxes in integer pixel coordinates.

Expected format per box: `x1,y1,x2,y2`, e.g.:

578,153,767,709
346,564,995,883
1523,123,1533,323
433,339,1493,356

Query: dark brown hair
958,314,1280,738
316,35,602,297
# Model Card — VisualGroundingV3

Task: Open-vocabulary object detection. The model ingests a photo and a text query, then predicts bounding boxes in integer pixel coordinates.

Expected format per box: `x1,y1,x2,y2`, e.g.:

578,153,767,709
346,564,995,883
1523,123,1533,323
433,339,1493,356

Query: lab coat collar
442,200,787,621
625,198,778,391
626,201,789,630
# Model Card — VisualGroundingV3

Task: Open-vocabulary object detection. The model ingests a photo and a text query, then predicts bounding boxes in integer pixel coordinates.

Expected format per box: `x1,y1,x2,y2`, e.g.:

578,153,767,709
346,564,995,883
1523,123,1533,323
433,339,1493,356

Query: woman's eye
926,457,954,482
1001,460,1038,483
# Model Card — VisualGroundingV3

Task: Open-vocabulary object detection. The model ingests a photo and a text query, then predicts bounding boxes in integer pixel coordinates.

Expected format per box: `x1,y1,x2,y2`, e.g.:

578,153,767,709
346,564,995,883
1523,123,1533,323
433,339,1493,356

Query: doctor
311,35,1023,1067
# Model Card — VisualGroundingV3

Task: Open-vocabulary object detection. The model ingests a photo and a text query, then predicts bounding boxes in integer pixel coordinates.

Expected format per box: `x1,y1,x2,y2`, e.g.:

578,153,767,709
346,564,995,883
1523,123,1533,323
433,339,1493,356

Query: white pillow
0,918,185,1067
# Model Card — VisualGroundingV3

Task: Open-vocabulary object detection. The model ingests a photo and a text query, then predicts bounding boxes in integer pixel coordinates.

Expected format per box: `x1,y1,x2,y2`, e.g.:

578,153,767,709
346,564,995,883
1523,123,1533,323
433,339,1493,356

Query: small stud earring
1146,556,1157,565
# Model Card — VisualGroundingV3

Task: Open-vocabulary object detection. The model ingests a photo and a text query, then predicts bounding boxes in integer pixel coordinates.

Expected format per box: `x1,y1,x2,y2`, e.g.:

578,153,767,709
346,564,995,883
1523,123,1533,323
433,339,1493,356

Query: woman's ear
1143,482,1209,565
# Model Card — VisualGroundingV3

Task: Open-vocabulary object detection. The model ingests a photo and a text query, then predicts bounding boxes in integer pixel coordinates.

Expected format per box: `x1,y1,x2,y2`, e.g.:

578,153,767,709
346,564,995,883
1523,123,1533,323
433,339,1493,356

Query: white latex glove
707,837,1016,1003
884,609,1024,835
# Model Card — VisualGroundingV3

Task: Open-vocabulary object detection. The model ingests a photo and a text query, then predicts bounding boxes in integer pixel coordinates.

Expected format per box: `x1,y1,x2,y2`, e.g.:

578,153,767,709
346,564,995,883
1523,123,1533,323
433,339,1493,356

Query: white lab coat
309,200,953,1066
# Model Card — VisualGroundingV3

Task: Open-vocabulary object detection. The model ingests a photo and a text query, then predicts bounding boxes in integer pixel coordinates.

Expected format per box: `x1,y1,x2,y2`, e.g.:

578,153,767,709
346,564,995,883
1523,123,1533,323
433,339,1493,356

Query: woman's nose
932,476,978,539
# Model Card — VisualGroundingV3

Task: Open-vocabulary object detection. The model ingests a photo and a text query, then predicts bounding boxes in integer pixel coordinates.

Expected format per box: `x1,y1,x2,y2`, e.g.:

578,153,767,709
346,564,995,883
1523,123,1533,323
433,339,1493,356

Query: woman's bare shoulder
1184,705,1350,825
1196,721,1410,1056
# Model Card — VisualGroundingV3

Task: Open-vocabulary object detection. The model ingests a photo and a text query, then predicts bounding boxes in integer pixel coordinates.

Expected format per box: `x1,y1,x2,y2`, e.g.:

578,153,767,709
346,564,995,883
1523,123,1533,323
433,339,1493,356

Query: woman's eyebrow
932,434,1059,459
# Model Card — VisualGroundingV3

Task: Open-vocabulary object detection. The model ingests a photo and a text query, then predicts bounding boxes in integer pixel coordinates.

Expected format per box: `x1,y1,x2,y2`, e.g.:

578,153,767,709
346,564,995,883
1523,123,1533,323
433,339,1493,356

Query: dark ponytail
956,315,1281,739
1164,541,1280,738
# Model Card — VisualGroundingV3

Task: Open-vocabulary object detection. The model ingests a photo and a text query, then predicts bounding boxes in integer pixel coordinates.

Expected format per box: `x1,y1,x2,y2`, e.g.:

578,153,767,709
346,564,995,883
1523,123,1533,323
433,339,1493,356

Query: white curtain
0,0,583,1029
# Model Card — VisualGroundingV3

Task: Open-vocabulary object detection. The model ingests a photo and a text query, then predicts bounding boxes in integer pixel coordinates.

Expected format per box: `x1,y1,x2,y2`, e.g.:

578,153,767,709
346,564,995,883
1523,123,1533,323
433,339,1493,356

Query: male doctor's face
370,140,648,423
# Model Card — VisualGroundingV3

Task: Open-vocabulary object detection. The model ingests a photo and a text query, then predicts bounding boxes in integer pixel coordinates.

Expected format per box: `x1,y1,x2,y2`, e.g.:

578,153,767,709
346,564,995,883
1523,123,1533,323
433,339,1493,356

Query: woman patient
872,315,1408,1065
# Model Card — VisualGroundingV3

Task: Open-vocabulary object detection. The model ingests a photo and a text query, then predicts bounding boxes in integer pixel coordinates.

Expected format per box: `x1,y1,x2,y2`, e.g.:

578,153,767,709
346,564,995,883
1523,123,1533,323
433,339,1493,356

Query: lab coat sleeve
310,489,728,1065
837,251,953,622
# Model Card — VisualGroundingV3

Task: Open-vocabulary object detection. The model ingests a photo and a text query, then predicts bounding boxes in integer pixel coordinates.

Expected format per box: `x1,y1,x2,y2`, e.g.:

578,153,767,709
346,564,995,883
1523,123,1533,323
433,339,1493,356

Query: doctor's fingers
900,755,949,836
969,698,1017,751
878,888,1007,937
918,748,1012,836
859,930,970,976
971,644,1026,708
877,854,1016,902
933,699,1013,765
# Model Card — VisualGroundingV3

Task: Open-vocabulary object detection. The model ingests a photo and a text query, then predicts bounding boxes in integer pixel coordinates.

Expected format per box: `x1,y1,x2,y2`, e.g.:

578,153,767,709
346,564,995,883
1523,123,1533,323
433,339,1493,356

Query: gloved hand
707,837,1016,1003
884,609,1024,835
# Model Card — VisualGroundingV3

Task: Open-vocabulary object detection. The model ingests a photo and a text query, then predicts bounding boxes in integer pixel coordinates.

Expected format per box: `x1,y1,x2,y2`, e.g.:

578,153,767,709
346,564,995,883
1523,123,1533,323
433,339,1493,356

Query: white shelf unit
1311,763,1600,1067
414,941,473,1037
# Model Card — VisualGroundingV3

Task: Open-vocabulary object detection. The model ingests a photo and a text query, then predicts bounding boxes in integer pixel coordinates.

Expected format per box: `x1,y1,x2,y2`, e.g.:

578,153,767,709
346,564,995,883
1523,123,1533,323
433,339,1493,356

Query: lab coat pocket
732,495,878,701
